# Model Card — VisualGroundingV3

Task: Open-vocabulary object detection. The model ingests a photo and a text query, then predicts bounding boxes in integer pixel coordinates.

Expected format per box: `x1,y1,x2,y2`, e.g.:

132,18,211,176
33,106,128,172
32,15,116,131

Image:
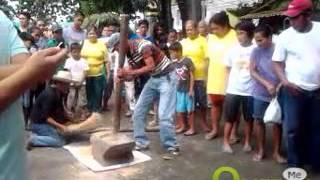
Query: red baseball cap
283,0,313,17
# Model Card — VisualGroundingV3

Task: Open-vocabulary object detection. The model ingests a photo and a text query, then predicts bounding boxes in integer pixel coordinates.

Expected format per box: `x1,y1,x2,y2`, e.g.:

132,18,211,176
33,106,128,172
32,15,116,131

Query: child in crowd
167,29,178,48
222,21,256,154
169,42,196,135
250,24,287,163
64,43,89,120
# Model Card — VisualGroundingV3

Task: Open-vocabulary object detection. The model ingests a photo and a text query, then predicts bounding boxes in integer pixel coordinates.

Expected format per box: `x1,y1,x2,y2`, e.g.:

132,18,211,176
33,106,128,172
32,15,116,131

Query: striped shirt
128,39,173,76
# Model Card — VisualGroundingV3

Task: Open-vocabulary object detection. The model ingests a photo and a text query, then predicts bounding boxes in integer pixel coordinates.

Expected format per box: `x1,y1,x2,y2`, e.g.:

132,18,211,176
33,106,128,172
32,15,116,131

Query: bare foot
202,126,211,133
252,152,264,162
184,129,196,136
222,144,234,154
176,127,186,134
273,153,287,164
243,144,252,153
205,130,218,140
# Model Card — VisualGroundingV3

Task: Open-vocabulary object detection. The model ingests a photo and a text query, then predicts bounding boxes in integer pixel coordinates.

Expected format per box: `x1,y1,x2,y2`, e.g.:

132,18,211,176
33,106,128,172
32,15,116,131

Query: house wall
172,0,257,30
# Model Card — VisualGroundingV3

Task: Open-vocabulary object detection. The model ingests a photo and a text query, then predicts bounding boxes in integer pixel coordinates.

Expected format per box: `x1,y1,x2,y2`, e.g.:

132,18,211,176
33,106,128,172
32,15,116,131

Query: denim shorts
176,91,194,113
223,94,253,122
252,98,270,121
194,80,207,108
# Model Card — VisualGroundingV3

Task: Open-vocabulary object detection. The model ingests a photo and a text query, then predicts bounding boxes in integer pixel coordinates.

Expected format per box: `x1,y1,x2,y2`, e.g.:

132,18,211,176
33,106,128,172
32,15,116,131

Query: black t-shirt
174,57,195,92
30,86,66,124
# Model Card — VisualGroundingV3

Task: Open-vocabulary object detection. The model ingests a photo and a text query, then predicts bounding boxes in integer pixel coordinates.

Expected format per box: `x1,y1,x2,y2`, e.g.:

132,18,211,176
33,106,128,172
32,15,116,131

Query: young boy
222,21,256,154
169,42,196,135
64,43,89,120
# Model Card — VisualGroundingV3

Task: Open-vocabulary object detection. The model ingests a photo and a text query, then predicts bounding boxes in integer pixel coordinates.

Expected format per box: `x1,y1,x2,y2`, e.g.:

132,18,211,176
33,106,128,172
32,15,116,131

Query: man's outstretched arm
0,64,24,81
0,48,67,111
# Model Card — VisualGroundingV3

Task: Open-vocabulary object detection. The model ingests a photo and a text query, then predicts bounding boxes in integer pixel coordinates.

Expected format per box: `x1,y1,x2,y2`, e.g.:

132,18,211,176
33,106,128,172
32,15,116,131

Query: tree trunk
176,0,189,26
176,0,202,33
189,0,202,22
159,0,173,31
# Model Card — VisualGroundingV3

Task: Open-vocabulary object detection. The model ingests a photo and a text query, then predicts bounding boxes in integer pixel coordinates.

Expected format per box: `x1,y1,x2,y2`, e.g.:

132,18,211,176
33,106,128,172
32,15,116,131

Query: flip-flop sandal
252,154,263,162
184,131,197,136
176,128,186,134
205,132,218,140
273,155,287,164
243,145,252,153
222,146,234,154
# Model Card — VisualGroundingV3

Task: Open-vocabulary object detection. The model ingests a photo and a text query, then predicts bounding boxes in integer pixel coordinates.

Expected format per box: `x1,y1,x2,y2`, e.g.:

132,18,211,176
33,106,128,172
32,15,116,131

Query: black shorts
223,94,253,123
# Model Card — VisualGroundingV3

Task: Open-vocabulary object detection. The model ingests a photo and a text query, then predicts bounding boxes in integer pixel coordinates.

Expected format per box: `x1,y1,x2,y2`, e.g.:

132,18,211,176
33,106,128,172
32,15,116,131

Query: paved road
28,111,319,180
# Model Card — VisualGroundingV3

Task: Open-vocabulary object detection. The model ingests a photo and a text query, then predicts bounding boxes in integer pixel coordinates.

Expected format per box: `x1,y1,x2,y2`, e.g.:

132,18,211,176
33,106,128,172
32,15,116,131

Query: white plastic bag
263,97,282,124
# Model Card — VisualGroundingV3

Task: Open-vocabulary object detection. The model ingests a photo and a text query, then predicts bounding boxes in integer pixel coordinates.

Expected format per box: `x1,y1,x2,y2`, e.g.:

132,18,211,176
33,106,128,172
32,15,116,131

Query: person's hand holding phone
24,47,68,82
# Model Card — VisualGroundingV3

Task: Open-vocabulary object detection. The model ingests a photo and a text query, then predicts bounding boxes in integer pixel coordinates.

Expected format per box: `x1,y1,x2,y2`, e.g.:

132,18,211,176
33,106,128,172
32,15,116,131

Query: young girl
222,21,256,154
250,24,286,163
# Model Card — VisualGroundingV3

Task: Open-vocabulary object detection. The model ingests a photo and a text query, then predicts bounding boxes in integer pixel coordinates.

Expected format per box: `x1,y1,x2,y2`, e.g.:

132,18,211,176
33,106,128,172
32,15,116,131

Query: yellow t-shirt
206,29,237,95
81,39,107,76
181,36,208,80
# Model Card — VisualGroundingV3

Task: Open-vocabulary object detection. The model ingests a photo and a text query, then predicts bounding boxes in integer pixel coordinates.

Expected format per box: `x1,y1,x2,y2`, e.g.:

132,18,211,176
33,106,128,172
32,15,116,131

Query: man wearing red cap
273,0,320,170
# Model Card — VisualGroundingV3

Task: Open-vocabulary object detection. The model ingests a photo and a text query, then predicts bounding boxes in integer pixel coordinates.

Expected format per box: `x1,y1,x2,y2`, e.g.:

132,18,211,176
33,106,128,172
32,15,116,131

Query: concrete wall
172,0,257,30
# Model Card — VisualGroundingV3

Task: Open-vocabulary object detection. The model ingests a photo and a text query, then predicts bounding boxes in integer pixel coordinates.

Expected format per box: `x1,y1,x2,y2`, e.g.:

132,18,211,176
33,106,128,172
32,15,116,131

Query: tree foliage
81,12,120,30
79,0,149,16
228,0,320,17
15,0,79,21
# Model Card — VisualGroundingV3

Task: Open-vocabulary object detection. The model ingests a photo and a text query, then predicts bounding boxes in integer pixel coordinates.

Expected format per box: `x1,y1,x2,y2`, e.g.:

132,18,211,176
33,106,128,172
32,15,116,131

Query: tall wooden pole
112,14,129,133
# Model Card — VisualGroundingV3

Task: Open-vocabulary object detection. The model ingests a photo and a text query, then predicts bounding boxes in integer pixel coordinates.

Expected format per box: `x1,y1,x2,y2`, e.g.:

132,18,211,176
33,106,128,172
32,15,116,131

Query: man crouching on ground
27,70,100,150
108,33,180,158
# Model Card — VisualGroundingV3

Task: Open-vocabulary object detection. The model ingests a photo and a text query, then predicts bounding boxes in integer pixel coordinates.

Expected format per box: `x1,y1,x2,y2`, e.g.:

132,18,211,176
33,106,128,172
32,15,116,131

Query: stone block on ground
91,132,135,166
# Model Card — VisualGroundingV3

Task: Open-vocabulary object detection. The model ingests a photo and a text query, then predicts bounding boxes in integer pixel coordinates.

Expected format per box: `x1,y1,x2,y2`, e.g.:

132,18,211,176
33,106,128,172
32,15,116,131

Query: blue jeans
133,71,179,151
30,123,65,147
281,87,320,168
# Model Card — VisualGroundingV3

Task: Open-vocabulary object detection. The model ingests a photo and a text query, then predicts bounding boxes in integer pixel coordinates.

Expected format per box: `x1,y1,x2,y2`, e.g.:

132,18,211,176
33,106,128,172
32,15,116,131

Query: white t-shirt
64,57,89,82
224,43,256,96
63,26,86,46
99,36,110,45
272,22,320,91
